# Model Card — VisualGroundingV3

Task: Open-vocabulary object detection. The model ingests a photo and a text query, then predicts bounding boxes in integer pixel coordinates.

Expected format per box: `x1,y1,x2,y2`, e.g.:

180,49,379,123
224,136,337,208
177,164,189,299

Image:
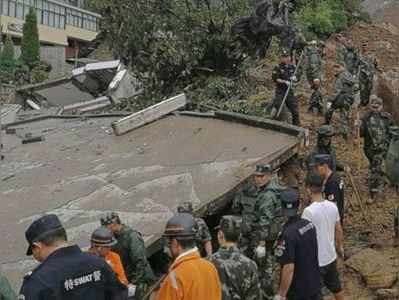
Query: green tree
0,35,17,83
21,7,40,68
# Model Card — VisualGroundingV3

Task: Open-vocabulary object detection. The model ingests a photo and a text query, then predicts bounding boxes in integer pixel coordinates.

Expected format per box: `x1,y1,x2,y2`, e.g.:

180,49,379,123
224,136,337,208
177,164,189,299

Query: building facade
0,0,100,59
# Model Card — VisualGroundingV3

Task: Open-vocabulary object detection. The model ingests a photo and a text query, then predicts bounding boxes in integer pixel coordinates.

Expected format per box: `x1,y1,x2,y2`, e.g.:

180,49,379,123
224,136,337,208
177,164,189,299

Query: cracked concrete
0,114,299,290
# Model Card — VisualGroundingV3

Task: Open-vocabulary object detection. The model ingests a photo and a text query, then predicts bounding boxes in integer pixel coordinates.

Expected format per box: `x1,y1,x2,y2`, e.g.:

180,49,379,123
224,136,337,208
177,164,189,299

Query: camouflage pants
325,102,351,137
255,250,275,300
365,149,386,194
238,234,258,260
360,78,372,107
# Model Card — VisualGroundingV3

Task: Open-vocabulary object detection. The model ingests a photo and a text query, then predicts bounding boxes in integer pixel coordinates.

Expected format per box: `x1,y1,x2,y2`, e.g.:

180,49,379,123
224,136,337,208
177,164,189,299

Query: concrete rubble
15,60,142,115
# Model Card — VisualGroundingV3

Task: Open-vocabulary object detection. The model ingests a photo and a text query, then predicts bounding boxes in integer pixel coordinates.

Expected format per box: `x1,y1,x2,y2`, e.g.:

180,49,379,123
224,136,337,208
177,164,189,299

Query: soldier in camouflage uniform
211,215,260,300
308,78,323,114
360,96,394,201
0,273,16,300
325,63,356,140
305,125,345,173
177,201,213,258
101,212,156,299
233,164,283,300
344,42,360,76
305,41,322,86
335,34,347,65
359,43,378,107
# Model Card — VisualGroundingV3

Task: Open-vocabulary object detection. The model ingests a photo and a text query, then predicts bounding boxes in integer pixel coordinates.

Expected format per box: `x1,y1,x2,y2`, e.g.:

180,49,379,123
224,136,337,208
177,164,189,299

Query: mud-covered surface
0,114,300,290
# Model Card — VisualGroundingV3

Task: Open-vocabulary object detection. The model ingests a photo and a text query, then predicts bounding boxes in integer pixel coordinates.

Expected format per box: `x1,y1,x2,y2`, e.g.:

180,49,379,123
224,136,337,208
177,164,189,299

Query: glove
354,119,362,127
290,76,298,82
255,245,266,259
128,284,136,297
326,102,332,110
284,80,291,87
338,247,345,259
273,295,286,300
344,165,351,173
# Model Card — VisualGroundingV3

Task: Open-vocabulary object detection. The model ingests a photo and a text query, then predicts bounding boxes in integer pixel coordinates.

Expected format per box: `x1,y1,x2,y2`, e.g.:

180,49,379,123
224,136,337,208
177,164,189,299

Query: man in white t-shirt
302,172,345,300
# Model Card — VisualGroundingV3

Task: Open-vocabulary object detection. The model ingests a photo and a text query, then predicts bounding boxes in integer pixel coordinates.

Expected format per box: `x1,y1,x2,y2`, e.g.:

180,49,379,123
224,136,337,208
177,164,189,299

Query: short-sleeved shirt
275,216,321,299
302,200,340,266
19,245,127,300
324,172,344,204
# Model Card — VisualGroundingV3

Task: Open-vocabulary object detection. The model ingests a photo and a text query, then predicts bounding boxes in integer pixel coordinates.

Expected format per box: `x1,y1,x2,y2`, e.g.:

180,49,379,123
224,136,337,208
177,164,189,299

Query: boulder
378,71,399,124
345,248,398,289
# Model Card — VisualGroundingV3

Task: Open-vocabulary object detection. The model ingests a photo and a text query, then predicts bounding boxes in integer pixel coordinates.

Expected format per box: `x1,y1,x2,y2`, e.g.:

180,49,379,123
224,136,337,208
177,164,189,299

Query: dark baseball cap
312,154,331,166
281,188,300,217
253,164,272,175
25,214,65,256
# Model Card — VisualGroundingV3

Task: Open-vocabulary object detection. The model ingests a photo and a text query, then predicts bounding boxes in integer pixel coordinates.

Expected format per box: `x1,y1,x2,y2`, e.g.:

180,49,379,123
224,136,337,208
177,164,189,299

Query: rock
378,71,399,124
345,248,398,289
375,288,399,299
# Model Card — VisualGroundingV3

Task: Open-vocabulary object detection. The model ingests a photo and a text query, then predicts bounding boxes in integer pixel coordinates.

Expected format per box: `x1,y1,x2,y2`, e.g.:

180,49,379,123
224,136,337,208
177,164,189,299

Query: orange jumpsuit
105,251,129,286
156,249,222,300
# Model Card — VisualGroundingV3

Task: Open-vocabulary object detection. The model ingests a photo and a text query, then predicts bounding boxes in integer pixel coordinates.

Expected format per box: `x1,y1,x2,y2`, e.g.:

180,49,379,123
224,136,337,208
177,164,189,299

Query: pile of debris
13,60,141,120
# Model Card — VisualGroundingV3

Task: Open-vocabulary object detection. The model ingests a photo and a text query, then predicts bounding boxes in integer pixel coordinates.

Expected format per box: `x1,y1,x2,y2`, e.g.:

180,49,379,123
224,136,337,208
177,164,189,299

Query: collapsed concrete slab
0,111,304,290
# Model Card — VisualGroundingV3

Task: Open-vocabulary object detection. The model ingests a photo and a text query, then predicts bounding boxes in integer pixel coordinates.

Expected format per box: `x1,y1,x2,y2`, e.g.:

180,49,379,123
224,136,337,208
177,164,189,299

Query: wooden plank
111,93,187,136
78,102,112,113
63,96,110,113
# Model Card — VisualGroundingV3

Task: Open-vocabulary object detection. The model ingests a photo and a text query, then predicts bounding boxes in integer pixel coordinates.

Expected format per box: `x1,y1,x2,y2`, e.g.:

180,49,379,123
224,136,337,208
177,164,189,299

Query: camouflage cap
177,201,194,214
215,215,242,234
317,125,335,137
253,164,272,175
100,212,121,226
370,95,383,106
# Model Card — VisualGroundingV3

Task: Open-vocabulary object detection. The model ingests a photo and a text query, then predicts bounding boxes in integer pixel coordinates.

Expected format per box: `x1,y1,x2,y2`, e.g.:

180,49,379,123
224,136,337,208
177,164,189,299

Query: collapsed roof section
16,60,142,113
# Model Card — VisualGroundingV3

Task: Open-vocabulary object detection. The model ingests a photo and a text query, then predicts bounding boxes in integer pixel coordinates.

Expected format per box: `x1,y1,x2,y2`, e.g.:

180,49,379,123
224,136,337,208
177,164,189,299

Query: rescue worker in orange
155,213,222,300
89,226,136,297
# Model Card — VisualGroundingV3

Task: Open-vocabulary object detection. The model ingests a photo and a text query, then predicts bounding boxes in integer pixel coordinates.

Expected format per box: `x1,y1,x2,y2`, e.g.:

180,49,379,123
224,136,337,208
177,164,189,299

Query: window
16,1,23,18
2,0,9,16
9,0,16,17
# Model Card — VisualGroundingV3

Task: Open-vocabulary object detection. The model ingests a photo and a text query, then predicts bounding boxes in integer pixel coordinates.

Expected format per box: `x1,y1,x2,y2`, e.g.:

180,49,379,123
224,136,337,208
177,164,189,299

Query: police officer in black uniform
313,154,345,225
272,50,301,126
19,214,127,300
274,188,321,300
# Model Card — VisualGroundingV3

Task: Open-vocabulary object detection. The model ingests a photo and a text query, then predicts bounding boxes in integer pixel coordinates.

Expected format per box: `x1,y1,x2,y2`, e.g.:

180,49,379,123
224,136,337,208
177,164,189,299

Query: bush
21,7,40,68
294,0,349,39
0,35,17,84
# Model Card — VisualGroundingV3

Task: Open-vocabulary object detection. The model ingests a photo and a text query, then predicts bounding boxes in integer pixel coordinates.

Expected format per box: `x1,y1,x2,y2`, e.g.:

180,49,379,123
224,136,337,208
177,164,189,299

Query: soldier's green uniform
177,201,212,257
344,46,360,76
305,125,344,172
336,43,347,65
211,216,260,300
232,182,258,259
253,181,283,300
359,54,377,106
360,97,394,197
0,274,16,300
233,164,283,300
308,85,323,114
305,45,322,85
112,225,155,288
325,67,355,139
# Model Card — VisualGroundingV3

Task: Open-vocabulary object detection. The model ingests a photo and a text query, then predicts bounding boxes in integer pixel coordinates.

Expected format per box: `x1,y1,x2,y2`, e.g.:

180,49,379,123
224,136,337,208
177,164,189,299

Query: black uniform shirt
324,172,344,205
272,63,296,93
19,245,127,300
275,216,321,299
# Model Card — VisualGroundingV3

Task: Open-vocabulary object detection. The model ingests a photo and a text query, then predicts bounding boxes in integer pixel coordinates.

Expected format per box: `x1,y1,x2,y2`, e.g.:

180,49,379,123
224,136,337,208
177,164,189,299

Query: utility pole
0,85,4,161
